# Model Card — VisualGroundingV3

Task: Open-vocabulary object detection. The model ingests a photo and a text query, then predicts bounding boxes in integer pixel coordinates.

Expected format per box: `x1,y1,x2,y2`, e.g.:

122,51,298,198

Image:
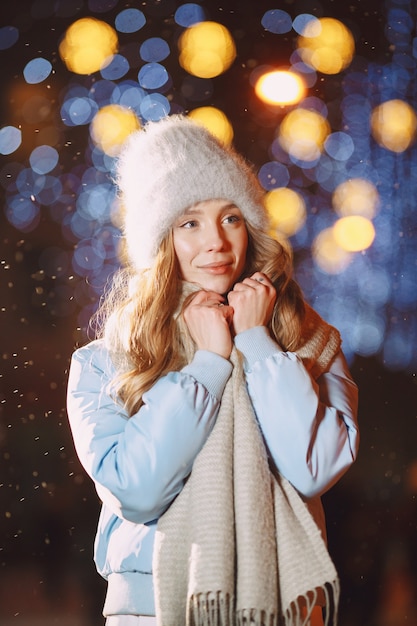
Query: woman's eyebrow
182,207,203,215
182,202,238,215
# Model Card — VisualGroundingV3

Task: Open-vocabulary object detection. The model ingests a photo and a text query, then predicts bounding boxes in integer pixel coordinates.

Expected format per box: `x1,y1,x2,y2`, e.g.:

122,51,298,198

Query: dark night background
1,1,417,625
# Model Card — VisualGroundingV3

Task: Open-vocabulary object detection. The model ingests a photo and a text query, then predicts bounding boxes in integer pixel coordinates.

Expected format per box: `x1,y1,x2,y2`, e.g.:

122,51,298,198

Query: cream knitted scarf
153,297,341,626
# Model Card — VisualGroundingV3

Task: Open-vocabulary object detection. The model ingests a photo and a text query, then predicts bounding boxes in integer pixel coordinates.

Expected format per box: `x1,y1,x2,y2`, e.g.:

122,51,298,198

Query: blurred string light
254,70,306,106
0,25,19,49
312,228,353,274
332,179,379,219
0,126,22,154
278,108,330,162
114,8,146,33
23,58,53,84
59,17,119,74
178,21,236,78
370,99,417,152
333,216,376,252
1,1,417,371
265,188,307,237
188,107,234,145
90,105,140,156
297,16,355,74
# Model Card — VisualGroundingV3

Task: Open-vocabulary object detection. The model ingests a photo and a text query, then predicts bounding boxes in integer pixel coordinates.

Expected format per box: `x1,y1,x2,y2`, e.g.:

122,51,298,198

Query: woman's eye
181,220,198,228
224,214,240,224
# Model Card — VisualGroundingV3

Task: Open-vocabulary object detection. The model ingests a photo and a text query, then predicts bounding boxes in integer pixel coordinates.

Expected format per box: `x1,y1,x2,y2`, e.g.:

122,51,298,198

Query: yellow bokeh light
297,17,355,75
370,99,417,152
188,107,234,145
59,17,118,75
90,105,140,156
333,215,376,252
313,227,352,274
179,21,236,79
278,108,330,161
265,188,306,236
332,178,379,219
254,70,306,106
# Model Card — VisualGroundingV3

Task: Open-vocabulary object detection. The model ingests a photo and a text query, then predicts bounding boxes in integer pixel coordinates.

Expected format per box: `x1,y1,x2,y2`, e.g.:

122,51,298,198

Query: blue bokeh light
258,161,290,190
292,13,318,36
261,10,292,35
6,195,40,232
23,57,52,84
29,146,59,174
324,132,355,161
138,63,169,90
0,26,19,50
0,126,22,155
139,93,171,121
115,8,146,33
101,54,130,80
174,3,206,27
140,38,170,63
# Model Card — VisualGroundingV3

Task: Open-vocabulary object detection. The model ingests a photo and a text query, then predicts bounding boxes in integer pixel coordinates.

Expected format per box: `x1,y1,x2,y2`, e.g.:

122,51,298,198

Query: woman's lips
200,262,231,275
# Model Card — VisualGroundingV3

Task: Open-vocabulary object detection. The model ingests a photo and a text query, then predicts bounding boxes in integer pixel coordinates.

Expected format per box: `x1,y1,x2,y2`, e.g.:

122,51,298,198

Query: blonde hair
97,226,305,416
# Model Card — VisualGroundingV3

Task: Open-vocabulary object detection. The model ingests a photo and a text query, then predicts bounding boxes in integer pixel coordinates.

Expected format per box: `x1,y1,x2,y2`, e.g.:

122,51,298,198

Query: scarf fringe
236,609,278,625
186,581,339,626
188,592,234,626
188,598,279,626
283,580,340,626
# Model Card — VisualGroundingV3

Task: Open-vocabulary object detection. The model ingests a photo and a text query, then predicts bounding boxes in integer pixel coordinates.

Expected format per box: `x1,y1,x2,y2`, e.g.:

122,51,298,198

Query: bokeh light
333,215,376,252
59,17,119,75
188,107,233,145
90,105,140,156
140,37,170,63
297,17,355,74
114,8,146,33
312,227,353,274
29,146,59,174
0,25,19,50
254,70,306,106
174,3,206,27
265,188,307,237
324,132,355,161
258,161,290,190
278,108,331,162
261,9,292,35
332,179,380,218
0,126,22,154
138,62,169,90
178,21,236,78
23,58,53,84
370,99,417,152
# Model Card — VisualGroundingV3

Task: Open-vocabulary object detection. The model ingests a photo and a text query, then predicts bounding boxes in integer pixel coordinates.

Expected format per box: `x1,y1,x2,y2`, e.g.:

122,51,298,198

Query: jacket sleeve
234,326,359,498
66,341,233,524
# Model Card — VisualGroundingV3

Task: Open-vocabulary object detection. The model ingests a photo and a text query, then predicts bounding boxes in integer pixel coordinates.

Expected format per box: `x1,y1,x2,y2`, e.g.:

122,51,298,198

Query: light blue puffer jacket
67,325,359,617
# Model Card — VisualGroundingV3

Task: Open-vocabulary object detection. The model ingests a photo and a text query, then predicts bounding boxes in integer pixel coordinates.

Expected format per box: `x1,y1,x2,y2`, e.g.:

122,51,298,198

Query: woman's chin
188,275,235,294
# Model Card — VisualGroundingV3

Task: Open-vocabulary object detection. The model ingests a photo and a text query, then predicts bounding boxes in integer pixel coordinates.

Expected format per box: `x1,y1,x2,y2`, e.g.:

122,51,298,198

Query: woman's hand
227,272,277,335
182,290,234,359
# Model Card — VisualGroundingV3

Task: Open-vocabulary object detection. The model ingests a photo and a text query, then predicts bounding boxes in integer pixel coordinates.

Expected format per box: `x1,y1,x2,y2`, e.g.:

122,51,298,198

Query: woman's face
173,199,249,294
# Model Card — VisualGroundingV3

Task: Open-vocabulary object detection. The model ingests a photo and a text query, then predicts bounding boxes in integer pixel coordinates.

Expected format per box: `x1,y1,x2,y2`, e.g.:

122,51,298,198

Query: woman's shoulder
70,338,117,376
72,337,106,358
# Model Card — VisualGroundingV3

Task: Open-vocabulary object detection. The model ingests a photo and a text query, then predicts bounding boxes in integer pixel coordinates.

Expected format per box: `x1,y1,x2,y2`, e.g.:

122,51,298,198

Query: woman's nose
205,223,226,250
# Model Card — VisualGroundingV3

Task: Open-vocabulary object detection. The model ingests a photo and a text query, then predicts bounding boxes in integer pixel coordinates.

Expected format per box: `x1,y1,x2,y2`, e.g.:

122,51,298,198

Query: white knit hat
117,114,269,270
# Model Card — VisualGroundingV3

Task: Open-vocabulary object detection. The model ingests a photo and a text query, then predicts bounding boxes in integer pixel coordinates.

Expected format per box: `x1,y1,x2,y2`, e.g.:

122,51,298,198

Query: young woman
67,115,359,626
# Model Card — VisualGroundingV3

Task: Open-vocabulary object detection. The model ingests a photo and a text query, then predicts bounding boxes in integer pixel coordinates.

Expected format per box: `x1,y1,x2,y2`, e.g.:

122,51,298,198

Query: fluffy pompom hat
116,114,270,270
